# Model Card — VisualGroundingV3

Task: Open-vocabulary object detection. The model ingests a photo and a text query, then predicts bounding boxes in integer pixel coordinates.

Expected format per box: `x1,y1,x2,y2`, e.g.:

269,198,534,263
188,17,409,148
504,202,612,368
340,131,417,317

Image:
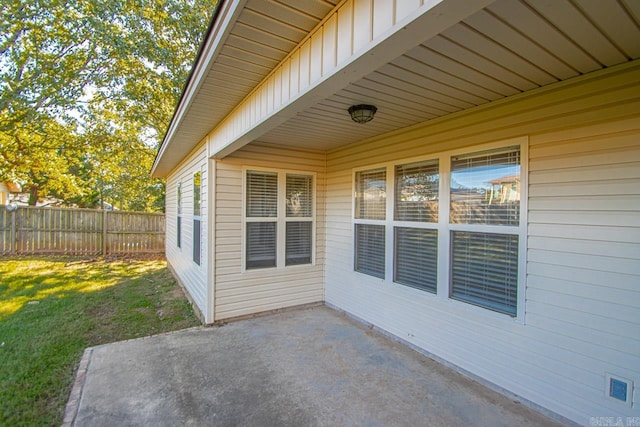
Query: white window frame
193,169,202,266
177,181,182,250
352,136,528,322
242,167,316,272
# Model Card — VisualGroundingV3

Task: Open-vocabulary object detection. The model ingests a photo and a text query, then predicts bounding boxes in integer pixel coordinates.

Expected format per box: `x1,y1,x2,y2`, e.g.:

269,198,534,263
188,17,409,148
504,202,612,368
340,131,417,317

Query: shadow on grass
0,257,200,427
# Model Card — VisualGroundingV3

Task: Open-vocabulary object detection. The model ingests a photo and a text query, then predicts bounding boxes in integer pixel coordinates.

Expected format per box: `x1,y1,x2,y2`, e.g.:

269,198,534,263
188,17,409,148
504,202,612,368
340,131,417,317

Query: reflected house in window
487,174,520,205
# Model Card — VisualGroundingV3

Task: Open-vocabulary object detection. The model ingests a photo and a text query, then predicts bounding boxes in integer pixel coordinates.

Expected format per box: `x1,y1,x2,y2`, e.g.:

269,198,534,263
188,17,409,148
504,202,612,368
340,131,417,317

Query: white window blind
450,147,520,226
247,171,277,217
286,174,313,217
286,222,312,266
394,227,438,293
354,224,385,278
450,231,518,316
246,222,277,269
245,170,314,270
355,168,386,220
395,160,439,222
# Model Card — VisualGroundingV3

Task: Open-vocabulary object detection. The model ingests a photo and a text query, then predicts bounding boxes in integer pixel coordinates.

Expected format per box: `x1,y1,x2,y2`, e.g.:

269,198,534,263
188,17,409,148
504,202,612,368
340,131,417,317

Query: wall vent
606,373,633,407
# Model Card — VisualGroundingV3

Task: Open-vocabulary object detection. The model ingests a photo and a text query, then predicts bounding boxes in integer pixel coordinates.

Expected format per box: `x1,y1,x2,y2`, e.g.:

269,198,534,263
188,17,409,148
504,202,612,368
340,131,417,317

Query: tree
0,0,213,210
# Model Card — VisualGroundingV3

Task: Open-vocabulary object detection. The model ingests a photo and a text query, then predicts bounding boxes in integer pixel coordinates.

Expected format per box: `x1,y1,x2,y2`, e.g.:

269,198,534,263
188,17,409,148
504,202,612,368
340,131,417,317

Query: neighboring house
152,1,640,424
0,182,20,205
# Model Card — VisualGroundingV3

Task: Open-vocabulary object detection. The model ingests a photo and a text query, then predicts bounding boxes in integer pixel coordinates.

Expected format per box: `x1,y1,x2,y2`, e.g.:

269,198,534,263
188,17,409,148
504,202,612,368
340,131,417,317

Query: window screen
394,227,437,293
246,222,277,269
450,147,520,225
354,224,385,278
355,168,386,220
450,231,518,316
246,171,277,217
395,160,439,222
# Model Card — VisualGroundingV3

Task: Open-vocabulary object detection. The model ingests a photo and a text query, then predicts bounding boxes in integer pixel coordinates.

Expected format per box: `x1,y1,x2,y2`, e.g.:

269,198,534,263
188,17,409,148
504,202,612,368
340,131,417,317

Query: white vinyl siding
325,65,640,425
215,143,325,320
165,144,208,317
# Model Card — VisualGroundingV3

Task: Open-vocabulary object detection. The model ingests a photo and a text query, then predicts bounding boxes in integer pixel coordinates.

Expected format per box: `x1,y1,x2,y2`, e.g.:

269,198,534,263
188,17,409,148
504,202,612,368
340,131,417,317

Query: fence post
10,208,16,255
102,209,108,256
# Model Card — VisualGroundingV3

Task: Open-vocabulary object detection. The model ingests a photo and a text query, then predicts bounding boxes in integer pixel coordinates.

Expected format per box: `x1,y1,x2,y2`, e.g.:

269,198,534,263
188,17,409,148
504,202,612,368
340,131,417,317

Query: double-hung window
354,168,386,278
245,169,314,270
449,147,521,316
193,171,201,265
394,160,439,293
353,139,525,318
177,182,182,248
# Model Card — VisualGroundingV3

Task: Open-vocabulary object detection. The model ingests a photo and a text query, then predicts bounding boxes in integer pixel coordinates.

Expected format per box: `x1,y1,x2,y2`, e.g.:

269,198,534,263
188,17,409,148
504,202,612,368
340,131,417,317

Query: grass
0,256,201,426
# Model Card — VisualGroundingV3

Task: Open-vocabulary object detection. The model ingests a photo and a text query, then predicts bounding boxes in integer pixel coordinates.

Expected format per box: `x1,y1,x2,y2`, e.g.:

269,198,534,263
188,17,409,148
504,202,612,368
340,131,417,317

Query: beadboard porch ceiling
154,0,640,175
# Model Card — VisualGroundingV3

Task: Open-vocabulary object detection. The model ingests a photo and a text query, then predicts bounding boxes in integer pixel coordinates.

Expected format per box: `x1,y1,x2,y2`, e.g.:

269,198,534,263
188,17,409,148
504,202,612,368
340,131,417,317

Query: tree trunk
28,184,39,206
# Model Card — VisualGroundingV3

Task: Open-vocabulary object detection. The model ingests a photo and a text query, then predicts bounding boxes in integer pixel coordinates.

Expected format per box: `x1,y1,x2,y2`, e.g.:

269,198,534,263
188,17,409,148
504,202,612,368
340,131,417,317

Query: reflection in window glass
395,160,439,222
450,147,520,226
355,168,386,220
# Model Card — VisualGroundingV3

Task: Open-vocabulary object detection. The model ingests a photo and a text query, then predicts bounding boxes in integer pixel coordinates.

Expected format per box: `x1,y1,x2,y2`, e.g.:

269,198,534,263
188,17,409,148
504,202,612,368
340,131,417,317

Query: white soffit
257,0,640,151
153,0,339,177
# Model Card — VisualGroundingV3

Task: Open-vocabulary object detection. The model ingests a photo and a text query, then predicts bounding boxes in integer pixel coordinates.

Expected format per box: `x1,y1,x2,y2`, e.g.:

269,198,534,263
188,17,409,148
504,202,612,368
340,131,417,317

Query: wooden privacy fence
0,206,165,256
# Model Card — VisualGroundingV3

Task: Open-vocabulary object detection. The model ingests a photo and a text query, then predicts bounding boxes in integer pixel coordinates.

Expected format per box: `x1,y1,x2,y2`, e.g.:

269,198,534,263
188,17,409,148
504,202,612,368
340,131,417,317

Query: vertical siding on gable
324,63,640,425
214,143,325,320
165,144,209,316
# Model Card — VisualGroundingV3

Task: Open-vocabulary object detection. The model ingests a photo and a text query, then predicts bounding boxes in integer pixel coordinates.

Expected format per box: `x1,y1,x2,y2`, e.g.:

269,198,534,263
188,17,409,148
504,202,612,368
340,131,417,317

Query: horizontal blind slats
286,174,313,217
355,224,385,278
450,231,518,316
246,222,276,269
394,227,437,293
286,222,312,265
450,147,520,226
355,168,386,220
247,171,278,217
395,160,439,222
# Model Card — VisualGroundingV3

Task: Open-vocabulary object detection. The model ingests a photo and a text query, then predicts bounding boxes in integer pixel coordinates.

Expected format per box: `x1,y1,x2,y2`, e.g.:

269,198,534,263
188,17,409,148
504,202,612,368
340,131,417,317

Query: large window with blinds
353,140,525,318
245,169,314,270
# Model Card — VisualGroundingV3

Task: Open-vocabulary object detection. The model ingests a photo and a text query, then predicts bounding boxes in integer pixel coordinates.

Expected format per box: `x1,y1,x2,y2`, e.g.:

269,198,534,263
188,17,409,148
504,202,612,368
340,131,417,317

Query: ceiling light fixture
348,104,377,124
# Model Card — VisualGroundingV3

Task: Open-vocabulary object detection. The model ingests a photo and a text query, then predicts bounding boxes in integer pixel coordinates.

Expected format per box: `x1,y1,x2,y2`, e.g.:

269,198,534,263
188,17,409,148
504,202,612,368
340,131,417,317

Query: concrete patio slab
66,306,564,426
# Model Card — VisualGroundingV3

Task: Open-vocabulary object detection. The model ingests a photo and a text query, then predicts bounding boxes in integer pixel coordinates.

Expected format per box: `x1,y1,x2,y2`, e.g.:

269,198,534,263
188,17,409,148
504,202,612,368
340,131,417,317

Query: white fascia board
210,0,497,159
152,0,247,177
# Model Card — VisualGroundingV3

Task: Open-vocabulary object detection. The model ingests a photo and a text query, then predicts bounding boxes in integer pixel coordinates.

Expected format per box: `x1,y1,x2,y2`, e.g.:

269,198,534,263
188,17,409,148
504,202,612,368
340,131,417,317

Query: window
393,160,439,293
449,147,521,316
246,171,277,269
352,140,525,318
193,171,201,265
354,168,386,277
177,182,182,248
244,170,314,270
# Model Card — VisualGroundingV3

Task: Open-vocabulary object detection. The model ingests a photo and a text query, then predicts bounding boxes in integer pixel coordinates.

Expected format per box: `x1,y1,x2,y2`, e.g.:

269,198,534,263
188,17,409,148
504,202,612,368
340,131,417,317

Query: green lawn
0,257,200,426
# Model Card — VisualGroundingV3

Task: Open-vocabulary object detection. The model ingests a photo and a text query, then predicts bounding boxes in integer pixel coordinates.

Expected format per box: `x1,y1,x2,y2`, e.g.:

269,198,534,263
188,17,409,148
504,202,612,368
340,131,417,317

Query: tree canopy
0,0,214,210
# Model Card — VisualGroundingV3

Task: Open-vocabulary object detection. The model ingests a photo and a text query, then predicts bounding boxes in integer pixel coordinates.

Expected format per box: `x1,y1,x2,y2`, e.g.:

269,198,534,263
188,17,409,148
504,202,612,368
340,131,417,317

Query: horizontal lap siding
165,145,208,315
325,63,640,425
214,143,325,320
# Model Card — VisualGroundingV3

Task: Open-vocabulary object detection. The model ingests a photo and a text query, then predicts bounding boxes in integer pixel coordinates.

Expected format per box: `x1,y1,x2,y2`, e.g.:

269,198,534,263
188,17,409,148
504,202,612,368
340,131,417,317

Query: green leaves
0,0,213,210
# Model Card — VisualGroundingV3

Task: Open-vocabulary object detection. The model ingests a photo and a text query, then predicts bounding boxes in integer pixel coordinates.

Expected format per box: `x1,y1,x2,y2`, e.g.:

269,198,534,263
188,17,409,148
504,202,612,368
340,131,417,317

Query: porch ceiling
256,0,640,151
154,0,339,175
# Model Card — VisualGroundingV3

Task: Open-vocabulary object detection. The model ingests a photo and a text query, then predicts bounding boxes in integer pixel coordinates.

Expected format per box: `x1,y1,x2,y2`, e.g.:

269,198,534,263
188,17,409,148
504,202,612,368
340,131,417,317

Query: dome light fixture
348,104,377,124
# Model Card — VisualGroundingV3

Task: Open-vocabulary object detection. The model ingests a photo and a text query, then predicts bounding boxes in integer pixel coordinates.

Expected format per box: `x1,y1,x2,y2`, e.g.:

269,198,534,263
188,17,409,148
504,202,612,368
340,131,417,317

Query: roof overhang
153,0,640,177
